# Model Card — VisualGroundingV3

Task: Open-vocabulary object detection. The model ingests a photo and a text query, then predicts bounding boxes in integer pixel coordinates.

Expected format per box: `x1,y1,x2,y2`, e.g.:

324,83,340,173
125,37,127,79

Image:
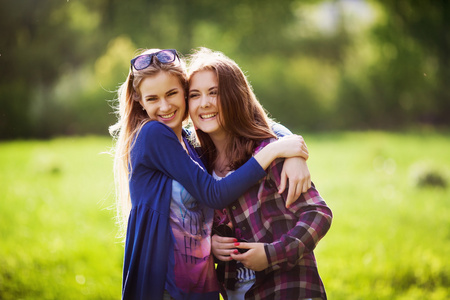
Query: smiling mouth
200,113,218,119
160,111,175,119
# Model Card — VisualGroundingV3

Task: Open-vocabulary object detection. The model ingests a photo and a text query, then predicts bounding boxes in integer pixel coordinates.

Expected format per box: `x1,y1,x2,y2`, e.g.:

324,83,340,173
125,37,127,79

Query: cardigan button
231,205,236,210
242,226,247,231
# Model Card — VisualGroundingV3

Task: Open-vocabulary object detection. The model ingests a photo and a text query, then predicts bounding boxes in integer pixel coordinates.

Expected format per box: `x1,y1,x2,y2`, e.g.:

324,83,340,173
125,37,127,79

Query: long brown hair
188,48,275,173
109,48,188,234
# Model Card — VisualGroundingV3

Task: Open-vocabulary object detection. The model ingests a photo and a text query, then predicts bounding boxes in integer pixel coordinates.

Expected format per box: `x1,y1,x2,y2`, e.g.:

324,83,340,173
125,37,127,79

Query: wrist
265,142,280,160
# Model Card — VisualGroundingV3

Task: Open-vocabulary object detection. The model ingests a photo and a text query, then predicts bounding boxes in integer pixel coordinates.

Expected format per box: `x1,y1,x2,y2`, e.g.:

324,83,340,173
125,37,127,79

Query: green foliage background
1,0,449,139
1,133,449,299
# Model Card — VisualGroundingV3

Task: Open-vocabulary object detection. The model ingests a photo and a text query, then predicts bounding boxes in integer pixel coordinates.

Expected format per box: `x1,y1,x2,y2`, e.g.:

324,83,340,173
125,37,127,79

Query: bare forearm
254,135,308,169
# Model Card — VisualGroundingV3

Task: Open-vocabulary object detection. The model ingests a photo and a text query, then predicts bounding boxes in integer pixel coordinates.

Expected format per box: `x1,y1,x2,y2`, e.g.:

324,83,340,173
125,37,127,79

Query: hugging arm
253,135,308,169
138,122,305,209
271,122,312,207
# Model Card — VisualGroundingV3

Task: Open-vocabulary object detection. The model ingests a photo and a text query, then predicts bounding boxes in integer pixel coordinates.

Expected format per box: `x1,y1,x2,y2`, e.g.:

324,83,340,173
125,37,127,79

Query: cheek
188,104,200,126
188,100,197,116
177,96,188,119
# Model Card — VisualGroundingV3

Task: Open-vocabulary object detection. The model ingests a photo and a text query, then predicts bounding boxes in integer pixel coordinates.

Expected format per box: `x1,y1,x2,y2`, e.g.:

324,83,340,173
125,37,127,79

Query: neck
175,130,187,152
209,132,231,175
174,127,183,142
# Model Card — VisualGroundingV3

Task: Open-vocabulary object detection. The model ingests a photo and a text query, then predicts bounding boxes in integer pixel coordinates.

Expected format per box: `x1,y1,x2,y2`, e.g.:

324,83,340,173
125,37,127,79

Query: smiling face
139,71,186,138
188,70,226,139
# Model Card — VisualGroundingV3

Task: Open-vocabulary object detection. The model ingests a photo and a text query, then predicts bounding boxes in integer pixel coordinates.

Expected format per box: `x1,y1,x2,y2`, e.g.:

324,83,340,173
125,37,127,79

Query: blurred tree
0,0,112,138
378,0,450,125
336,0,450,129
1,0,449,139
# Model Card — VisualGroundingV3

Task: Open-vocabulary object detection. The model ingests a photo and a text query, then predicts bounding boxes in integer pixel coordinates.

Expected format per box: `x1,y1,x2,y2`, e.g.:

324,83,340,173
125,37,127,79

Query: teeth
201,113,217,119
161,112,175,118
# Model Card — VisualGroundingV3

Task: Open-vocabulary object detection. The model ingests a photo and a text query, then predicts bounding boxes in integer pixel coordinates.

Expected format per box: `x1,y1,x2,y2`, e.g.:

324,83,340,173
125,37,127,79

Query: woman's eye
210,90,218,96
168,91,178,97
146,97,158,102
189,93,199,99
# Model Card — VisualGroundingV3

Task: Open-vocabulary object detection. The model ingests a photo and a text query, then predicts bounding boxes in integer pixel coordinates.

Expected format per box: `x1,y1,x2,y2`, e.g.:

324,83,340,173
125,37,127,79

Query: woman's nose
200,95,211,108
160,98,171,111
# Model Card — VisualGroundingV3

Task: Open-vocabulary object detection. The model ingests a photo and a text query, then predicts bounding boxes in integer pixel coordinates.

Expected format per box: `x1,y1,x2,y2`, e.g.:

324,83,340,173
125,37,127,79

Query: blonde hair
109,49,188,235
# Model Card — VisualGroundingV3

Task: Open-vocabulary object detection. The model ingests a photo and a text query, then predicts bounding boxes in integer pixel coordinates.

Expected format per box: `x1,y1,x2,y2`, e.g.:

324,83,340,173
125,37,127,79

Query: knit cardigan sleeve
134,121,267,209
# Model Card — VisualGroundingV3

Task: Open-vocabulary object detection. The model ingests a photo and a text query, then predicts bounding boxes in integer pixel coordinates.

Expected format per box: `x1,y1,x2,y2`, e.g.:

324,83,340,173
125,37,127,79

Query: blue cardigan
122,121,267,299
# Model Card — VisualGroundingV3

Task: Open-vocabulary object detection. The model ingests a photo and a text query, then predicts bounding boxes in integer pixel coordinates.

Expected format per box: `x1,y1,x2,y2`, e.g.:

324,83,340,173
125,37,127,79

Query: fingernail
233,250,239,254
234,242,240,246
233,238,238,242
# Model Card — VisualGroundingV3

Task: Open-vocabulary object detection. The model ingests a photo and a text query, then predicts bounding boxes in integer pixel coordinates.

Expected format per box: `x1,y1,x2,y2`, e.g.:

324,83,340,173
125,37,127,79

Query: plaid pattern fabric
214,139,333,300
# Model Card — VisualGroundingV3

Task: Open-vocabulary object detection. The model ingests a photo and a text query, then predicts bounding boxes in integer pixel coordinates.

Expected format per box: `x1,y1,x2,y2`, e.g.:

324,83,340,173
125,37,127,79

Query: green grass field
1,131,449,299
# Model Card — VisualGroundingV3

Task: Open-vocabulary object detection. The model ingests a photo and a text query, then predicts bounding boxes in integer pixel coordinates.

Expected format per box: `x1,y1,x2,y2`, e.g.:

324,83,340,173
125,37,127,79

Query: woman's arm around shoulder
135,121,265,209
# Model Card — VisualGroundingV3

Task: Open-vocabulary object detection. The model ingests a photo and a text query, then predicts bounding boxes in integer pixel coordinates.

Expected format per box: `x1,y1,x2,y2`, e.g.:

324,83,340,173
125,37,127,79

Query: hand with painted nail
230,242,269,271
211,234,238,262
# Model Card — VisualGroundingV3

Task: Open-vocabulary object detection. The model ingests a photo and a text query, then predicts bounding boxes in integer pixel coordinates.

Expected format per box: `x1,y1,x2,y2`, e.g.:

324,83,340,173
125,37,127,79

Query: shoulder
133,121,178,155
270,121,293,137
142,120,173,134
140,121,177,140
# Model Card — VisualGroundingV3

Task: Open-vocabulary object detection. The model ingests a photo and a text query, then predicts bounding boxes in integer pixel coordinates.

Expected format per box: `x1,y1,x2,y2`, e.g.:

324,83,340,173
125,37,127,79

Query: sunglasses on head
130,49,179,71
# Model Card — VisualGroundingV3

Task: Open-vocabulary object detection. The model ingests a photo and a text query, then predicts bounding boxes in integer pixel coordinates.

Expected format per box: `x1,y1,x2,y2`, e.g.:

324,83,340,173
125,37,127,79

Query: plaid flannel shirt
214,139,332,300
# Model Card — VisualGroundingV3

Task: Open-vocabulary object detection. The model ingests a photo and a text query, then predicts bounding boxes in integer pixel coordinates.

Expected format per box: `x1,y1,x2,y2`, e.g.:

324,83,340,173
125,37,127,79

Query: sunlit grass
0,132,449,299
0,137,122,299
308,131,450,300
